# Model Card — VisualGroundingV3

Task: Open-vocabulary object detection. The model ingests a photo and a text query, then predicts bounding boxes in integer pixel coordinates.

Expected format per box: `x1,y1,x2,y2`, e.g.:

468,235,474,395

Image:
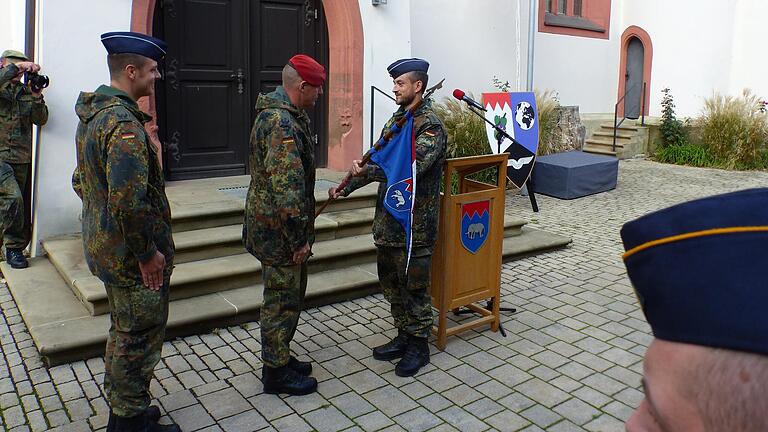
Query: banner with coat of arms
481,92,539,189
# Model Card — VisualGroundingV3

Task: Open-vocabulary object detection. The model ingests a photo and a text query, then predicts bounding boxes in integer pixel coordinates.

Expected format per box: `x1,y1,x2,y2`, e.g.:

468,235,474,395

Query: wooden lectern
430,154,509,349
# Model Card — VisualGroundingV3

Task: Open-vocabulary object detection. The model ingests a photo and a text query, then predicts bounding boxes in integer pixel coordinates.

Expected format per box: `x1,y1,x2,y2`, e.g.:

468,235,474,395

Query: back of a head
107,53,149,80
281,64,302,91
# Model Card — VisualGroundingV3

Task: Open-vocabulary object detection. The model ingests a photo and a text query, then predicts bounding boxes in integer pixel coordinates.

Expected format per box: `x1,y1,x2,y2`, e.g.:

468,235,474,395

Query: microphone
452,89,486,111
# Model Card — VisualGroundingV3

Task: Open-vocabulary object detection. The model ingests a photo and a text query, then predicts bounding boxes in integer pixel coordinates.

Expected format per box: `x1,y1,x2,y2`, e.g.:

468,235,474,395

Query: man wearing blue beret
621,188,768,431
330,58,447,377
72,32,180,432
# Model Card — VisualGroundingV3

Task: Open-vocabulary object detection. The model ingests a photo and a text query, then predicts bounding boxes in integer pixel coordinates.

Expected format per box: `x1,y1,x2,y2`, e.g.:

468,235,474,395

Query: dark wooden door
249,0,328,166
624,37,644,120
157,0,328,180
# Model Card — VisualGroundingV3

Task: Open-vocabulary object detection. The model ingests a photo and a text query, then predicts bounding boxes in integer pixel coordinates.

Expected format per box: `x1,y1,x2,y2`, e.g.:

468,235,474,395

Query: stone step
172,206,376,264
171,186,379,233
582,146,618,157
599,123,639,132
585,138,625,149
3,226,570,366
44,217,530,316
591,131,634,140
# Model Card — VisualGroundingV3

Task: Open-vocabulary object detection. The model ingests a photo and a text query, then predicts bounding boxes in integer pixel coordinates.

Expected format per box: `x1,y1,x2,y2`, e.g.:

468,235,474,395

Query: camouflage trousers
377,246,434,338
261,263,308,368
0,162,30,249
103,275,170,417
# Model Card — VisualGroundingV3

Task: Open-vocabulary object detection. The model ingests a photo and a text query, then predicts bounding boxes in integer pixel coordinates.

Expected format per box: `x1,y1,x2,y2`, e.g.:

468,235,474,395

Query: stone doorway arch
130,0,363,170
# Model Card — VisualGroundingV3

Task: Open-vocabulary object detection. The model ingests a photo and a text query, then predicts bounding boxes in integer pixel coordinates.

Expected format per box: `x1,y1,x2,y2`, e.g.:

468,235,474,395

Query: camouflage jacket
72,85,174,286
0,63,49,163
243,86,316,266
344,99,447,249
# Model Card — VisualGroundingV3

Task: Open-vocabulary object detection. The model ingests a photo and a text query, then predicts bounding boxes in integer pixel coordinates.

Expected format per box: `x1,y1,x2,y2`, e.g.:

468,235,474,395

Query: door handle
230,68,245,94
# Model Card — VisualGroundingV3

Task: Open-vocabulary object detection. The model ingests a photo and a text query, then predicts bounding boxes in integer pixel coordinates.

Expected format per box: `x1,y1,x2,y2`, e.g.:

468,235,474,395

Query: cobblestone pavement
1,160,767,432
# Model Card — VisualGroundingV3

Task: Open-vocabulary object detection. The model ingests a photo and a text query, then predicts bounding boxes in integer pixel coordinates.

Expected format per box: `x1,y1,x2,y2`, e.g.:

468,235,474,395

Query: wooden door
624,37,644,120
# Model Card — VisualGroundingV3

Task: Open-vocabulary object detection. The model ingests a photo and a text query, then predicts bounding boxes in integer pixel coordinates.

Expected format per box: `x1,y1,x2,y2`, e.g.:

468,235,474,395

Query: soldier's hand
351,160,366,177
139,251,166,291
328,186,342,199
293,243,311,264
14,61,40,74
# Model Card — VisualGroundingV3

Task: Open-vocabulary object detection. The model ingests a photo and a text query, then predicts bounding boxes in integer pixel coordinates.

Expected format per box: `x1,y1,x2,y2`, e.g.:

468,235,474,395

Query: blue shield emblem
461,200,490,254
384,178,413,213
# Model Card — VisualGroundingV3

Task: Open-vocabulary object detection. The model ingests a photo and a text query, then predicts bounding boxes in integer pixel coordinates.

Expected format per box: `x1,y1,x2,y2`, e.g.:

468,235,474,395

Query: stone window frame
539,0,611,40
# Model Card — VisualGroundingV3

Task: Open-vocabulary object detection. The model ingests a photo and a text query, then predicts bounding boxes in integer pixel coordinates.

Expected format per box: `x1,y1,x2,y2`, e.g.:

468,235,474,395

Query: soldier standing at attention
72,32,180,432
243,54,324,396
0,49,48,269
329,58,447,377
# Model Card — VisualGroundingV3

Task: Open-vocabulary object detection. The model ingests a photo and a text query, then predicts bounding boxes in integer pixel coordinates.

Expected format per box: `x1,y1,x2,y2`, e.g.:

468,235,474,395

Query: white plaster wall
358,0,413,152
622,1,737,117
0,0,26,53
729,0,768,102
534,1,622,114
31,0,133,255
410,0,531,99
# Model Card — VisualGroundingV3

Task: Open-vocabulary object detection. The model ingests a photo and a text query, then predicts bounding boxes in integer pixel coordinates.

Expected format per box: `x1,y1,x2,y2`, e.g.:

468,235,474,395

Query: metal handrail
370,85,396,148
613,81,646,152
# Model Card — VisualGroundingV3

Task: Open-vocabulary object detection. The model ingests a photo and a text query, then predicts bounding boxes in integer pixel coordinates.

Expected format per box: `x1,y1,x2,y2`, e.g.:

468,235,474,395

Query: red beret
288,54,326,86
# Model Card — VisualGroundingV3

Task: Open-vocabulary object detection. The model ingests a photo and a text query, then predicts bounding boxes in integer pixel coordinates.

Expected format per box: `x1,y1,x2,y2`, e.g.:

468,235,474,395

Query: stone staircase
1,174,571,366
582,121,649,159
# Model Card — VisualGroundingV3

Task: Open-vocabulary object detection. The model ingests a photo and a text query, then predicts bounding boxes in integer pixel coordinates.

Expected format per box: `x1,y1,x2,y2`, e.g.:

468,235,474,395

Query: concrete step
585,138,625,149
599,123,639,132
171,185,379,233
591,131,634,140
44,217,530,316
582,146,618,157
3,226,570,366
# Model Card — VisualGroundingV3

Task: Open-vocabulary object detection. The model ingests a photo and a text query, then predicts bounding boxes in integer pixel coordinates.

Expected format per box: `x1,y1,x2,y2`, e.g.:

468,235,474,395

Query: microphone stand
452,104,545,337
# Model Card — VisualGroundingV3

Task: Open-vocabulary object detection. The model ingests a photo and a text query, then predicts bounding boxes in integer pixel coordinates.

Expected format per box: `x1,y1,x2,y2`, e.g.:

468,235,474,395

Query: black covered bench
531,151,618,199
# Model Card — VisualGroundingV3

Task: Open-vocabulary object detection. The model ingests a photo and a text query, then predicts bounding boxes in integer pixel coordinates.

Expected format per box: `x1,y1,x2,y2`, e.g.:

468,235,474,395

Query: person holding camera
0,49,48,269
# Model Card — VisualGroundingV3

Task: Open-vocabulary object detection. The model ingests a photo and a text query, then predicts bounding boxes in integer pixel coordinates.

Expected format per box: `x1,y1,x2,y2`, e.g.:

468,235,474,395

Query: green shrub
659,88,688,147
699,89,768,170
655,143,717,167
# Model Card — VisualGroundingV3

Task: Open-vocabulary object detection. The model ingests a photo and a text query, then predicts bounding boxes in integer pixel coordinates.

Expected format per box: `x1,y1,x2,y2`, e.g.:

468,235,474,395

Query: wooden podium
430,154,509,349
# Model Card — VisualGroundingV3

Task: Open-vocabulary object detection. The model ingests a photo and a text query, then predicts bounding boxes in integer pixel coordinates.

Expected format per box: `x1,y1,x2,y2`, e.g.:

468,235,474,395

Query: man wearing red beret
243,54,324,395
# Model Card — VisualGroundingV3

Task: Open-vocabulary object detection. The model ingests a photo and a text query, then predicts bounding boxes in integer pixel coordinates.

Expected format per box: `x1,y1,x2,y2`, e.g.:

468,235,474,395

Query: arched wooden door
154,0,329,180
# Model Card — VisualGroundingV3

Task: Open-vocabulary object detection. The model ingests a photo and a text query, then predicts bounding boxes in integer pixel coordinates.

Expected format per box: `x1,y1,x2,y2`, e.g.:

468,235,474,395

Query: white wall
622,1,737,117
410,0,530,99
31,0,133,255
535,1,622,114
0,0,26,53
358,0,413,151
729,0,768,102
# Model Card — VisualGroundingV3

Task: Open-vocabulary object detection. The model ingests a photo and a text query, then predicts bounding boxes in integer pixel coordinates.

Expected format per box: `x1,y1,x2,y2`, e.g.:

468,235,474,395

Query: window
539,0,611,40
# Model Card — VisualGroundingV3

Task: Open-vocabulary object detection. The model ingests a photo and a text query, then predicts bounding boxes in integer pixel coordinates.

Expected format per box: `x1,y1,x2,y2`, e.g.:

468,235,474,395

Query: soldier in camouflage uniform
71,32,179,432
243,54,325,396
0,50,48,269
330,58,447,377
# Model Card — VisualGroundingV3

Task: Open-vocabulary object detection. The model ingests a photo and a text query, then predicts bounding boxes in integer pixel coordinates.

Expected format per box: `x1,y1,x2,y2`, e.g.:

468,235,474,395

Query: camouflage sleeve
0,64,19,92
341,169,375,197
71,166,82,200
105,121,158,262
264,118,308,250
415,124,446,178
30,97,48,126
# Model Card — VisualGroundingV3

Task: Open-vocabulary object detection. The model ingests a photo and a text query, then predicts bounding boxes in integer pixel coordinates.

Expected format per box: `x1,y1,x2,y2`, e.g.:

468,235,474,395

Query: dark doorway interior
154,0,329,180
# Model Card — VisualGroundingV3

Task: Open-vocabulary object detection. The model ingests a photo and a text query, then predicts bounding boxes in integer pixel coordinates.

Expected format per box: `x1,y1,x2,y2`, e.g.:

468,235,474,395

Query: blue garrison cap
100,32,167,62
387,58,429,78
621,188,768,356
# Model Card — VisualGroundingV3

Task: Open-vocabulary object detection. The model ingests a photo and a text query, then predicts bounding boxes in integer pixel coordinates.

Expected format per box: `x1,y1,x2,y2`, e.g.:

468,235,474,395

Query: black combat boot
5,248,28,269
395,336,430,377
263,364,318,395
112,410,181,432
288,356,312,376
372,331,409,361
107,406,162,432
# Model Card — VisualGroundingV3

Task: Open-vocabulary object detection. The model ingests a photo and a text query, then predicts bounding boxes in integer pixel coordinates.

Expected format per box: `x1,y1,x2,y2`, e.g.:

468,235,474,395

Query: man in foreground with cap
0,49,48,269
329,58,447,377
72,32,179,431
243,54,324,395
621,188,768,432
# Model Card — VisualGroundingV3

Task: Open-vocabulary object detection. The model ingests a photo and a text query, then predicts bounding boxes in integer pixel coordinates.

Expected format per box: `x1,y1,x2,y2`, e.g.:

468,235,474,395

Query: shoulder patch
120,132,137,140
282,137,296,145
424,130,437,137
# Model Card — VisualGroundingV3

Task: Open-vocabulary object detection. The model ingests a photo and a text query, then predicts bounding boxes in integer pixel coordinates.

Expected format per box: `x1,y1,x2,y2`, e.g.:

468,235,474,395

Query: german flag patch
282,138,295,145
120,132,136,140
424,130,437,137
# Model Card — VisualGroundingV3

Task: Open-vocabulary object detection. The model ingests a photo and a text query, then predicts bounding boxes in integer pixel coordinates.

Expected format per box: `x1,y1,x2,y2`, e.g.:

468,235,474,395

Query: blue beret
388,58,429,78
100,32,167,63
621,188,768,356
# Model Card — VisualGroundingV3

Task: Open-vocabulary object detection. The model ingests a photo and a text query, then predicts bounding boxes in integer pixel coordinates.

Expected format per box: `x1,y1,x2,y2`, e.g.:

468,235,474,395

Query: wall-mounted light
372,0,387,5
